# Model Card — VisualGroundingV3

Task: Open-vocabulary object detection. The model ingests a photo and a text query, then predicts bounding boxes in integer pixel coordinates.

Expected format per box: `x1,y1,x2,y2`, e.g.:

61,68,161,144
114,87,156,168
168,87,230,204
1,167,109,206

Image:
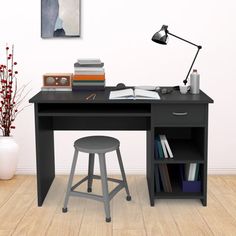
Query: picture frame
41,0,81,38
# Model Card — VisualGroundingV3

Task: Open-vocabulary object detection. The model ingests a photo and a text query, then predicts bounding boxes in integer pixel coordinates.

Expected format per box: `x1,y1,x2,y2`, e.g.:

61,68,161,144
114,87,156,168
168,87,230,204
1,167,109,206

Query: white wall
0,0,235,174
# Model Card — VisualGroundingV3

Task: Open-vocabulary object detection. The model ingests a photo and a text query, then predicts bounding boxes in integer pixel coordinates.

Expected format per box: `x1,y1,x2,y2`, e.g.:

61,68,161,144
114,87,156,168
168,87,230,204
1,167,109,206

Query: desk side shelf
150,105,209,206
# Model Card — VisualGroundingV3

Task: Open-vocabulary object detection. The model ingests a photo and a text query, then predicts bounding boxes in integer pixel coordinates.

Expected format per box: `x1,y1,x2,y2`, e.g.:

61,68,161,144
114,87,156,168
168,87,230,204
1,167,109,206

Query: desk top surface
29,87,213,104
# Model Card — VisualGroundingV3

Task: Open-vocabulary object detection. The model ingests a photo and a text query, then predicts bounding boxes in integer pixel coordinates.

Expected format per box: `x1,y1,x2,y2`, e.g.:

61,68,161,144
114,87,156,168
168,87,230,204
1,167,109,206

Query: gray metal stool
62,136,131,222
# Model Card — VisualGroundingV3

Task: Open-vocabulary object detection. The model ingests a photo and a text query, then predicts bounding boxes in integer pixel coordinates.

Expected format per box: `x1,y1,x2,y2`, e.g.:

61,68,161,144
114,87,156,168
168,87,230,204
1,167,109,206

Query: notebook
109,88,160,100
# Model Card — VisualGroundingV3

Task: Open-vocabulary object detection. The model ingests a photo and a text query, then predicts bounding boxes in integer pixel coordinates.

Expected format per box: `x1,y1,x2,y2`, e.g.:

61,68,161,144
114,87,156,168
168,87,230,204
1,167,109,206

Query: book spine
163,164,172,192
154,140,159,160
155,165,161,192
185,163,190,180
157,137,164,159
74,62,104,67
158,164,172,192
74,71,105,75
73,75,105,81
159,135,168,158
74,67,105,72
73,82,105,85
163,135,173,158
194,163,200,181
188,163,197,181
72,86,105,91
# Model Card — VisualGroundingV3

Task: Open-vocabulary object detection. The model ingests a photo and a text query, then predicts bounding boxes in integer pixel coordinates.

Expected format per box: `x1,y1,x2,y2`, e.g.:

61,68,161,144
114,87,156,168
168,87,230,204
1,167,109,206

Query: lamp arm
167,30,202,85
183,46,201,85
167,31,200,48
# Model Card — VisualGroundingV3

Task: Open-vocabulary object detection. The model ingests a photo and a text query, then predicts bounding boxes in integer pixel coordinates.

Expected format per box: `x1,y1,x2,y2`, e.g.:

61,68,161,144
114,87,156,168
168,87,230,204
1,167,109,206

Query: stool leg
62,148,79,213
87,153,95,192
116,148,131,201
98,153,111,222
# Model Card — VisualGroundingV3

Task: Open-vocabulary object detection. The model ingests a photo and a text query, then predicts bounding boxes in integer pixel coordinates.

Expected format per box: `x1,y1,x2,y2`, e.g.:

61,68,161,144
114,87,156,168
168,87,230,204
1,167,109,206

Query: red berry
14,62,17,65
15,71,18,74
6,47,9,50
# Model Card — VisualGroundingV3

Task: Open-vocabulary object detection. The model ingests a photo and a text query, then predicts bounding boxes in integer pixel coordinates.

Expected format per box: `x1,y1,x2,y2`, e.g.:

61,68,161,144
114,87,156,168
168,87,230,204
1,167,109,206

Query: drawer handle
172,112,188,116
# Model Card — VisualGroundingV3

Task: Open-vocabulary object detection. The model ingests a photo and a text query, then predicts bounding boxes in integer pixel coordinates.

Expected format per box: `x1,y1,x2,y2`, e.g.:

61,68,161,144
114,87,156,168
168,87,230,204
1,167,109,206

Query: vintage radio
43,73,73,88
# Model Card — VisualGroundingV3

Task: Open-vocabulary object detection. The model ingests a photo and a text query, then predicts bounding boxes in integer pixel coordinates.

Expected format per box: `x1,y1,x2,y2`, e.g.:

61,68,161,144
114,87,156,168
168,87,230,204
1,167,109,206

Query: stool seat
74,136,119,154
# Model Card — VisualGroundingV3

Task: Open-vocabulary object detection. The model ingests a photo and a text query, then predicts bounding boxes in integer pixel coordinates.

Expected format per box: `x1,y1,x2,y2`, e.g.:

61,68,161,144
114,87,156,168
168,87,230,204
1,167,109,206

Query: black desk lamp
152,25,202,85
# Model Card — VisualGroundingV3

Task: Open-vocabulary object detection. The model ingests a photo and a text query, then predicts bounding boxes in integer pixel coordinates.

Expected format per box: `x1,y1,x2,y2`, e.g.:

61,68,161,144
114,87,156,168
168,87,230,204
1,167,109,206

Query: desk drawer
152,104,205,126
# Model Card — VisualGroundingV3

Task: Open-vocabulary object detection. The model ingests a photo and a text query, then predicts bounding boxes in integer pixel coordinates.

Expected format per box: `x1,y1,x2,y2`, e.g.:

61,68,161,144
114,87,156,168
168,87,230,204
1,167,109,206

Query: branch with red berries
0,45,27,136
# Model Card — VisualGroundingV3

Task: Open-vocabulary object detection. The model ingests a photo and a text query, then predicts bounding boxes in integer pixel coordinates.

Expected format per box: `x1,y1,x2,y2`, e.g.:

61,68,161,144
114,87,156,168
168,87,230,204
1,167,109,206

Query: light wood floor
1,175,236,236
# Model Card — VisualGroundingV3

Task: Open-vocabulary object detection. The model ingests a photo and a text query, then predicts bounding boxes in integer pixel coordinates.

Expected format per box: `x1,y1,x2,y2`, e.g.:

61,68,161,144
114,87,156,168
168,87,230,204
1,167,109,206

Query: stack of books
73,59,105,91
154,134,173,159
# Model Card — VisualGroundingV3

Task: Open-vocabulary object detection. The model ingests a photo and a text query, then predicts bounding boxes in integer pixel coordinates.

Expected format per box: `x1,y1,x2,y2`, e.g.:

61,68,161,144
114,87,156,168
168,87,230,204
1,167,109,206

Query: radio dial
60,77,68,85
46,77,55,85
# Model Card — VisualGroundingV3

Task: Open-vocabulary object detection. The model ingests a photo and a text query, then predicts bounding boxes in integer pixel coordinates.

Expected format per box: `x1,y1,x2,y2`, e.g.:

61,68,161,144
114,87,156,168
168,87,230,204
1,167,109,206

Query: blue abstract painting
41,0,80,38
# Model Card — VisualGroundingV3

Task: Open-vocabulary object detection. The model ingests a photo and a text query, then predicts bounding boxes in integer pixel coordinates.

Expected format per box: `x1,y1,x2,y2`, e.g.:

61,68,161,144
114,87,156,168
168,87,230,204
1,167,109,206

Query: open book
109,88,160,100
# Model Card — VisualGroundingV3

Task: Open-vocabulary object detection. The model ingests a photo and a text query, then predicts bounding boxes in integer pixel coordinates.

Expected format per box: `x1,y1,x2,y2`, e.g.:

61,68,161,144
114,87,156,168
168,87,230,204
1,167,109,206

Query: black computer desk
29,87,213,207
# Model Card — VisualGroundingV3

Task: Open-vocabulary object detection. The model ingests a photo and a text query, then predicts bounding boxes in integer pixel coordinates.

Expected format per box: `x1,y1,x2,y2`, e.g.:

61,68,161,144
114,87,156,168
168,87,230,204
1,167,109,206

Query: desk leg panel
35,108,55,206
146,130,155,206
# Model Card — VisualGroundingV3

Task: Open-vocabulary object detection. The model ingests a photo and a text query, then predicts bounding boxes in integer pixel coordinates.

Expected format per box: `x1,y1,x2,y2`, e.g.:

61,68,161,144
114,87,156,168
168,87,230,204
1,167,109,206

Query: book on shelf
185,163,199,181
155,137,164,159
160,134,173,158
158,164,172,192
188,163,197,181
159,135,168,158
154,165,161,192
154,140,159,160
109,88,160,100
155,134,174,159
195,163,200,181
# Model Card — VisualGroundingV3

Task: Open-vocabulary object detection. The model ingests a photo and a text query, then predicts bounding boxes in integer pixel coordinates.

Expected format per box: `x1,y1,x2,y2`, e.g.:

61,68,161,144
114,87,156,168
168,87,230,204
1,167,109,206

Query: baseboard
16,167,236,175
208,168,236,175
15,167,145,175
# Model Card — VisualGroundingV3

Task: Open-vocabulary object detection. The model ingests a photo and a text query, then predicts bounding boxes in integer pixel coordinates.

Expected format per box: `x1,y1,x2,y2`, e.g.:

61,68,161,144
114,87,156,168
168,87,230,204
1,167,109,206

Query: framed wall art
41,0,81,38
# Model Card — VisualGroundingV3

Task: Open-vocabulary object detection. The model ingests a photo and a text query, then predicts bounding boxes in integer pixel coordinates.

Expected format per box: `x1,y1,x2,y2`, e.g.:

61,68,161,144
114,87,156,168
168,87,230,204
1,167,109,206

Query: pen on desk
86,93,96,100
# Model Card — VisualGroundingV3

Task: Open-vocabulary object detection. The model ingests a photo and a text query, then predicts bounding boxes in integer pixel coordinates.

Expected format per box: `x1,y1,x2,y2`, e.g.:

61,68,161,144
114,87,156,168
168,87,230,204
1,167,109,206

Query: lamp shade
152,25,168,44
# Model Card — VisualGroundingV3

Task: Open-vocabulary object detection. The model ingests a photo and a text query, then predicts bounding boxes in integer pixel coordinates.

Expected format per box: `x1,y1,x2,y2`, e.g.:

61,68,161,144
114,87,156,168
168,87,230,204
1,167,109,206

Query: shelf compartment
154,139,204,163
52,116,150,131
180,164,201,192
154,164,202,196
154,127,205,162
38,103,151,116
